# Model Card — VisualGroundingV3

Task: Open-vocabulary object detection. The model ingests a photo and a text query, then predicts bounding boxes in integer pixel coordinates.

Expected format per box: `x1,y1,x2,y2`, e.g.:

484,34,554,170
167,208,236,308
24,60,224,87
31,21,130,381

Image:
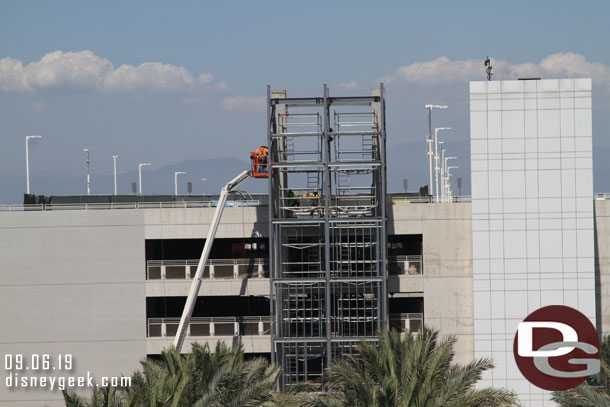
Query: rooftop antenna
484,56,493,81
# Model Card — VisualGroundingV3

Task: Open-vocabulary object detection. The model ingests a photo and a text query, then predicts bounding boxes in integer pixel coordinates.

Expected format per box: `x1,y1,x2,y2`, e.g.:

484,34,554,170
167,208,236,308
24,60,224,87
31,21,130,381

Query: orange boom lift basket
250,146,270,178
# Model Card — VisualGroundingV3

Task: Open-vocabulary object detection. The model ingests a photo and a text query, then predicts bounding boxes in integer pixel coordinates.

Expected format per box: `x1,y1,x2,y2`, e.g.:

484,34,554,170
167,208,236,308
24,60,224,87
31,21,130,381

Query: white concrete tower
470,78,595,406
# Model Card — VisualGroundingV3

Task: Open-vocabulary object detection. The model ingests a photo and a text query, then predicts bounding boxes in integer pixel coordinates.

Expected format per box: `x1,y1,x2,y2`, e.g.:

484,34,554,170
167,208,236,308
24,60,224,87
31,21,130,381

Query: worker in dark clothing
287,190,299,207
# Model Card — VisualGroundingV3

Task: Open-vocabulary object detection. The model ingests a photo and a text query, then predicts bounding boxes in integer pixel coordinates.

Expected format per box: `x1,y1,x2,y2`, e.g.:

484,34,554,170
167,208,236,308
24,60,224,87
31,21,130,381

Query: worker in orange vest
257,146,268,173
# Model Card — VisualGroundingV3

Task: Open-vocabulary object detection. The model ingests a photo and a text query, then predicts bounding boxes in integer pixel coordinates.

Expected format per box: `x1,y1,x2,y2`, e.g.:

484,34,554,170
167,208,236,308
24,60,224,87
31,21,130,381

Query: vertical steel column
267,85,276,365
427,108,433,197
379,83,389,330
322,84,332,368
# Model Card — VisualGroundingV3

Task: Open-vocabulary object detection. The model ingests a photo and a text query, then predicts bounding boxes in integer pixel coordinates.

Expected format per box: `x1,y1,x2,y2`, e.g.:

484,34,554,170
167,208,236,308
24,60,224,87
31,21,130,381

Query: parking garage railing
388,255,423,275
1,195,475,212
148,315,420,338
388,313,424,334
146,258,269,280
391,196,471,204
147,256,420,280
0,200,262,211
147,316,271,338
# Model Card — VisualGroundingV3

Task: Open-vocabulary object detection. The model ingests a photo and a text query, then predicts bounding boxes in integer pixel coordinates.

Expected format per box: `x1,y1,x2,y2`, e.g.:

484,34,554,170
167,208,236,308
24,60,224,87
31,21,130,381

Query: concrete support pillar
210,321,215,336
210,265,215,279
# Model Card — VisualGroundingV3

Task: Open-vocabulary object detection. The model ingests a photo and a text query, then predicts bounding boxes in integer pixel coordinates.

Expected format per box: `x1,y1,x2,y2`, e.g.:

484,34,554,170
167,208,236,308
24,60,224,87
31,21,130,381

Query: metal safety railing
0,196,477,212
148,257,421,279
146,258,269,280
0,200,262,212
388,255,423,276
147,316,271,338
391,196,471,204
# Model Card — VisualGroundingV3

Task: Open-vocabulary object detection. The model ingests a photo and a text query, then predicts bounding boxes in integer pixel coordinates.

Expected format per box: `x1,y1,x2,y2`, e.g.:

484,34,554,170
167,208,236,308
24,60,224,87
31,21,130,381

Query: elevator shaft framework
267,84,388,387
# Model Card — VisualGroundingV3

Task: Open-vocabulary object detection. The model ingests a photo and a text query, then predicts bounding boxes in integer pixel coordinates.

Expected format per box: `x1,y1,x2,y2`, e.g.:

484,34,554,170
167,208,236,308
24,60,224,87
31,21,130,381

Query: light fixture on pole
439,143,445,202
444,157,457,202
446,166,458,202
174,171,186,196
83,148,91,195
25,135,42,195
425,105,447,196
201,178,207,196
112,155,118,195
444,156,457,169
138,163,151,195
433,127,451,202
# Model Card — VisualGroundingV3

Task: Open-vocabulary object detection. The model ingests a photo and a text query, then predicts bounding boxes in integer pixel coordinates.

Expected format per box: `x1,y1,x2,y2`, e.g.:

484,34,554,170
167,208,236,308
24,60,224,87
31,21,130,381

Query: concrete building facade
470,78,595,406
2,195,610,406
1,199,462,406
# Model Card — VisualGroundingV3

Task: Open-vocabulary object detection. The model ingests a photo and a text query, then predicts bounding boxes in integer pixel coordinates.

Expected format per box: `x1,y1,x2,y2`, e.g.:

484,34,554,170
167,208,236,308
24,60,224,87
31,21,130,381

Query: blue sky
1,0,610,201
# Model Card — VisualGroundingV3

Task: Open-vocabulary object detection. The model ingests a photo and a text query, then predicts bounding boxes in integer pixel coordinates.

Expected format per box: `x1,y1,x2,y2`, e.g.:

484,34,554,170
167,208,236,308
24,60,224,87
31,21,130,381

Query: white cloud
337,80,358,90
381,53,610,90
215,81,230,92
381,56,481,85
0,57,34,92
511,53,610,87
23,50,113,91
198,72,213,85
221,96,265,111
103,62,195,93
0,50,218,94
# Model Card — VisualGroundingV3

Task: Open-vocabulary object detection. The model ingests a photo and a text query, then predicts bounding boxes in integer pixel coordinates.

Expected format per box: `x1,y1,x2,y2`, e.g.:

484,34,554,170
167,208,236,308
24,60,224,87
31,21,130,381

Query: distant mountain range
3,141,609,205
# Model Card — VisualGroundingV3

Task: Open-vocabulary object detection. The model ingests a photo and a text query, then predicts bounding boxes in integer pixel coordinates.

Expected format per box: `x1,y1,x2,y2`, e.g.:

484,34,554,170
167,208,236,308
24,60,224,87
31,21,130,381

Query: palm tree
323,328,519,407
63,385,125,407
64,342,288,407
262,382,339,407
551,335,610,407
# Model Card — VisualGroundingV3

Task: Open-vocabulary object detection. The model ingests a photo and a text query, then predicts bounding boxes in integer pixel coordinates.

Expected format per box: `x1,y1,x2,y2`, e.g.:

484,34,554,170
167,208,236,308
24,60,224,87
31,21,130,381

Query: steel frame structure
267,84,388,387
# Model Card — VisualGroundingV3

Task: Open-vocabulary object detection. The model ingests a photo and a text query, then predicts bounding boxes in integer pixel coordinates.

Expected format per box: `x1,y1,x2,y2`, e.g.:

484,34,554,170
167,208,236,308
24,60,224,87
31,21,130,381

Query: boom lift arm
173,170,251,352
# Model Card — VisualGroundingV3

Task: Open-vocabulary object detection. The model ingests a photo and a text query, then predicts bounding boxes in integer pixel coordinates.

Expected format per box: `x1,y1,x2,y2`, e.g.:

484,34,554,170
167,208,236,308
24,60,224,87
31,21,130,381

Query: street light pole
83,148,91,195
433,127,451,202
174,171,186,196
25,135,42,194
201,178,207,196
439,144,445,203
425,105,447,197
447,166,458,202
444,157,457,202
138,163,151,195
112,155,118,195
